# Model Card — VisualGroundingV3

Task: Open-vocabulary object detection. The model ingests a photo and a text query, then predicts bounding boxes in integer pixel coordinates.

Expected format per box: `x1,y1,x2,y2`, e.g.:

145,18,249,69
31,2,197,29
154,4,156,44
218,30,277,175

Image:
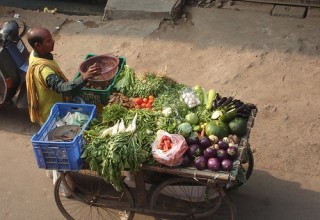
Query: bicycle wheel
54,170,135,220
149,177,236,220
227,146,254,190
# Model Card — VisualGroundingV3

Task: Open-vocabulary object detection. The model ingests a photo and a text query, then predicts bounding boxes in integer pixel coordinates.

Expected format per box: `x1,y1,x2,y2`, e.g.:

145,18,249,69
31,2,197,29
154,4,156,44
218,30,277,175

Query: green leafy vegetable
114,65,135,94
82,132,147,191
100,104,128,126
124,73,183,98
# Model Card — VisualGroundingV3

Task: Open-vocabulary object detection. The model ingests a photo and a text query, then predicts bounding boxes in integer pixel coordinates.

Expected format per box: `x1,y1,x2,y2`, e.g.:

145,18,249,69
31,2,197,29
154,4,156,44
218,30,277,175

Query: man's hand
81,63,101,81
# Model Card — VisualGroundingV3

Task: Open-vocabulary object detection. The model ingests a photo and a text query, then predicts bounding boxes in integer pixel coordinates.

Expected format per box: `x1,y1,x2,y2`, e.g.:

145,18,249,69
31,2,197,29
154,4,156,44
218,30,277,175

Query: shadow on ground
230,169,320,220
0,103,39,135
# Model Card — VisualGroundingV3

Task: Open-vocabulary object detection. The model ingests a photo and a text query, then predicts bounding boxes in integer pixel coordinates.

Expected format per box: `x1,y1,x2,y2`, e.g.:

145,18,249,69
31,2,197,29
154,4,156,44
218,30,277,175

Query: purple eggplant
216,149,228,161
207,158,220,171
217,97,227,106
221,159,233,171
194,156,207,170
220,96,233,107
199,136,212,150
204,147,217,159
218,140,229,150
186,144,201,158
227,146,238,160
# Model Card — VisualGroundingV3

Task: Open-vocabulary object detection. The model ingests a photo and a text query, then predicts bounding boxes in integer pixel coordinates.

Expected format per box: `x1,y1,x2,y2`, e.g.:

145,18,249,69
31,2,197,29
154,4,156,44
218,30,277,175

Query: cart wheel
54,170,135,220
226,146,254,191
149,177,236,220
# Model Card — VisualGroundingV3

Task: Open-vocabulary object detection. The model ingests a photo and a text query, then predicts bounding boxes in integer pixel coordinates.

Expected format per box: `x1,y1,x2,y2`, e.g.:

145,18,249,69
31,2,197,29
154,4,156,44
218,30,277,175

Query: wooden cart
54,109,256,220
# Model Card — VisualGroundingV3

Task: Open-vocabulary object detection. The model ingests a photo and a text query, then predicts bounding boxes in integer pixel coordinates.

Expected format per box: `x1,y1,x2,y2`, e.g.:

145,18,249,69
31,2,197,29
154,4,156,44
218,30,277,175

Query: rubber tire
54,171,135,220
149,177,236,220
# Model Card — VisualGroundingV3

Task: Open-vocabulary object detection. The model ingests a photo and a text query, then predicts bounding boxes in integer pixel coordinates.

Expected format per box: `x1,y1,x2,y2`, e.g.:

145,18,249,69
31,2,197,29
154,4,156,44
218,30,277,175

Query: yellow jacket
26,51,68,125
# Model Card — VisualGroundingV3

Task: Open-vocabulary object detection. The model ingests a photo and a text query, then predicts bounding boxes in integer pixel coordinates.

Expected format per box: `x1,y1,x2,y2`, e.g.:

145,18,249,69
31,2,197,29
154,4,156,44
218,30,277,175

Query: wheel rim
150,177,235,219
226,147,254,191
242,146,254,180
54,171,135,220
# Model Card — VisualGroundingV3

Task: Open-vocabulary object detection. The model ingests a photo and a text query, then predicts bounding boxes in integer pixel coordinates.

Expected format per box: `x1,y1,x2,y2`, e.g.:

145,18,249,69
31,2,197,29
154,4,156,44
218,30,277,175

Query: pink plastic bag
151,130,188,167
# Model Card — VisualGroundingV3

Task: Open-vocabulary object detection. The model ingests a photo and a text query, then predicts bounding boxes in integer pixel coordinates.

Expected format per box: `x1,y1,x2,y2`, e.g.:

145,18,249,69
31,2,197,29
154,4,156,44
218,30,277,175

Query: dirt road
0,3,320,219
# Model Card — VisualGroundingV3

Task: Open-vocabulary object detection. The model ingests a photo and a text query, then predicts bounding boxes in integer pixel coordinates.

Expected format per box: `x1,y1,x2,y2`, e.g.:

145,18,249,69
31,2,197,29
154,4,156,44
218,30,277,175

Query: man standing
26,27,100,125
26,27,101,181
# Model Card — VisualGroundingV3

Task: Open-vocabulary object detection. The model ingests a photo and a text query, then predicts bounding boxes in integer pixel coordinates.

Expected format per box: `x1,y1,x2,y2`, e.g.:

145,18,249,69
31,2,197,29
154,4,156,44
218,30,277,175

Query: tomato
148,99,153,104
141,103,146,108
135,104,142,109
146,103,152,109
143,98,149,103
135,98,143,105
149,95,155,100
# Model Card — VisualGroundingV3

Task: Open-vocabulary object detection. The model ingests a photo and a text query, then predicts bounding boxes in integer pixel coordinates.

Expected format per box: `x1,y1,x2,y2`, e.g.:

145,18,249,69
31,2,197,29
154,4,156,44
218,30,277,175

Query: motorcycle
0,19,29,108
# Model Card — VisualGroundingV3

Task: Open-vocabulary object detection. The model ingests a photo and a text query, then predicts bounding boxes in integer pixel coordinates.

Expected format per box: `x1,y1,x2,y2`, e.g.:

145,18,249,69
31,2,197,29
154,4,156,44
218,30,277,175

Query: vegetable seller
26,26,101,125
26,27,101,182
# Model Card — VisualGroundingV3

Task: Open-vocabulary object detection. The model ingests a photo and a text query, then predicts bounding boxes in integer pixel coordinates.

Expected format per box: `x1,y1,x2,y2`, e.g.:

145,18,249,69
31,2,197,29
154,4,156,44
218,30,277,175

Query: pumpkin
205,120,229,139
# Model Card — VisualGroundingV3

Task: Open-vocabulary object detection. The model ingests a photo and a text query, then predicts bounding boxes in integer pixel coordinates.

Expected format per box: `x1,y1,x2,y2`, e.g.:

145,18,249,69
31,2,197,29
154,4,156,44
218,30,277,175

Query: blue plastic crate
32,103,96,171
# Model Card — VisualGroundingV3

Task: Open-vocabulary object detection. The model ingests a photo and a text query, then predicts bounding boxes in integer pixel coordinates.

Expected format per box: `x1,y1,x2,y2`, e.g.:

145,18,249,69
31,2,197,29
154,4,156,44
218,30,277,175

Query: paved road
0,105,63,219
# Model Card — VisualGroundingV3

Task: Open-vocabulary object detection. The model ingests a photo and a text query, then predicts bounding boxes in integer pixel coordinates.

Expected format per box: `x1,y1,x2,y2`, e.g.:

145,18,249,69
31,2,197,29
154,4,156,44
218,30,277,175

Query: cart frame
53,109,256,220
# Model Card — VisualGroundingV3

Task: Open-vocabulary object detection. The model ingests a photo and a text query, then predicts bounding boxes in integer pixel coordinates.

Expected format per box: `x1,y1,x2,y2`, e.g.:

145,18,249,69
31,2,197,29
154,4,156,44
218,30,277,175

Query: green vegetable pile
82,132,145,191
83,106,162,191
126,73,174,98
81,65,257,191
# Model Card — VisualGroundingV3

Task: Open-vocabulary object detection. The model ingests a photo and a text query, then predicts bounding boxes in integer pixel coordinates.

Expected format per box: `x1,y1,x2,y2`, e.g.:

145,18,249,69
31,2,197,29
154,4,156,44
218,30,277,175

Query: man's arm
45,62,100,96
46,74,86,96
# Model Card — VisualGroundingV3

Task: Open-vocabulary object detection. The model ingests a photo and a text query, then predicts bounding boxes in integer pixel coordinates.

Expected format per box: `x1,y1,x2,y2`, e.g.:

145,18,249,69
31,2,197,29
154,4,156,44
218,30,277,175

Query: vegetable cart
32,56,257,219
51,107,256,220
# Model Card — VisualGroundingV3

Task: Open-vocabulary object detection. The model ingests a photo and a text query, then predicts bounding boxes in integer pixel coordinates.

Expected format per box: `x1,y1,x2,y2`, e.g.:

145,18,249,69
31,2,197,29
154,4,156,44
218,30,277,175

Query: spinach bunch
82,132,148,191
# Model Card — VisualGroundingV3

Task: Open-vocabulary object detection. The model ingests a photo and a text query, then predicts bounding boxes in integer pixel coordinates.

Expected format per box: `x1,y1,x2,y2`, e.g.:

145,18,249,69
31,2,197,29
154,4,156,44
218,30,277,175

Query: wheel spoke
150,177,235,219
54,171,135,220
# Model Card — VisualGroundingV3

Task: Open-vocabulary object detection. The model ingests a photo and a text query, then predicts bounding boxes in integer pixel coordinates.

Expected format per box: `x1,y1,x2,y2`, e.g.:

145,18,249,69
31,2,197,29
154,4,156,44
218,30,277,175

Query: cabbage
177,122,193,138
185,113,199,125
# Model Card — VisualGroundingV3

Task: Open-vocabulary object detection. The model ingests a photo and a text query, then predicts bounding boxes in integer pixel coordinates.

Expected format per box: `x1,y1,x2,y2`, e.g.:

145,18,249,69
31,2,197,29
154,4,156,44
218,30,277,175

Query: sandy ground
0,2,320,220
